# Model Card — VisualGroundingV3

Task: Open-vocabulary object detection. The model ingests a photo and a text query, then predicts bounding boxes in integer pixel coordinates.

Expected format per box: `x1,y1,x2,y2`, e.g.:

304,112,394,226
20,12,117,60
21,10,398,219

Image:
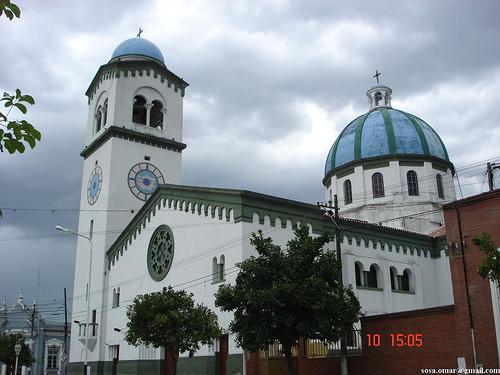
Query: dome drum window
436,174,444,199
132,96,147,125
372,173,385,198
344,179,353,205
407,170,419,196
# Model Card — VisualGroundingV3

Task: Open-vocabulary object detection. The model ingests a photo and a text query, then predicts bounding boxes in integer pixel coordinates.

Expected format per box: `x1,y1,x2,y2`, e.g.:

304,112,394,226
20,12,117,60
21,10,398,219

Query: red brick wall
349,306,457,375
246,306,458,375
443,190,500,369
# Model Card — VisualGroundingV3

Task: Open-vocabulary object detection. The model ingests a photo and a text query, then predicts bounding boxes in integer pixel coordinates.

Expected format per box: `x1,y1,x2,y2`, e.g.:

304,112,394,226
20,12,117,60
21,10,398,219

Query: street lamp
56,225,93,375
14,342,21,375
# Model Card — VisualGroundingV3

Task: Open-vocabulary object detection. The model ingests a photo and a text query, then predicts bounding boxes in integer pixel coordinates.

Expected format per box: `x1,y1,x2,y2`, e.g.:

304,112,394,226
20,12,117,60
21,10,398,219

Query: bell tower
69,37,188,367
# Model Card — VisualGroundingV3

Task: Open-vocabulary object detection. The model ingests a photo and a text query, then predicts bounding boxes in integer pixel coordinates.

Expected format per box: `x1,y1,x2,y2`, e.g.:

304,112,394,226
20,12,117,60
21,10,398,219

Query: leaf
21,94,35,105
4,139,17,153
4,8,13,20
14,102,27,114
15,88,21,98
7,2,20,18
24,134,35,148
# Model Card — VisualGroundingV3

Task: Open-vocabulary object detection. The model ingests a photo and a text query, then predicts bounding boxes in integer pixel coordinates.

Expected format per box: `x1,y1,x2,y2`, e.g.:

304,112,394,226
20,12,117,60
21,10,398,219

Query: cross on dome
137,28,143,38
373,70,382,84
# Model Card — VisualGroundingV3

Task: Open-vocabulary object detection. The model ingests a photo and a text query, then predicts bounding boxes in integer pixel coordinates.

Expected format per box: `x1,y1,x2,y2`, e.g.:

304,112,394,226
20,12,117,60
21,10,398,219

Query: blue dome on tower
324,85,451,180
110,38,165,65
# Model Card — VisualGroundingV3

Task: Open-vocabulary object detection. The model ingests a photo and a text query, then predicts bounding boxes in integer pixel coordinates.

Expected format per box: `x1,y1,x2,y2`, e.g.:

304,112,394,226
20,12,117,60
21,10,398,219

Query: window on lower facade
47,346,59,369
362,265,378,288
212,255,225,283
436,174,444,199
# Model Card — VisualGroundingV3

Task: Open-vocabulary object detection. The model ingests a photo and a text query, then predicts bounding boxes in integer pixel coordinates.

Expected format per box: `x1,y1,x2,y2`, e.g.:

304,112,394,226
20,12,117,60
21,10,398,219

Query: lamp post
56,225,93,375
14,342,21,375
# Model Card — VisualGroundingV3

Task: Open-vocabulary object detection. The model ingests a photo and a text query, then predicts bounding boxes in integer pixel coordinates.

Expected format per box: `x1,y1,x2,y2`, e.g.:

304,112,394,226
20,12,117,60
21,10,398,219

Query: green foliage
215,225,361,360
0,90,40,154
125,286,220,369
0,0,20,20
474,233,500,283
0,334,35,368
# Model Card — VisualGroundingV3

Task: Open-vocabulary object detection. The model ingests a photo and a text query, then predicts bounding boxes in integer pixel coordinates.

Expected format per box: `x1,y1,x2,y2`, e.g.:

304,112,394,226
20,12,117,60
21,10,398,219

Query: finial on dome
366,72,392,110
137,28,143,38
18,289,24,303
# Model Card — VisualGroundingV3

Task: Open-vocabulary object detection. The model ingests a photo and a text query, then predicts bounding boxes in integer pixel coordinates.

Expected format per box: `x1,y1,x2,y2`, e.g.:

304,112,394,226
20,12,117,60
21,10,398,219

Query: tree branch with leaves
474,233,500,283
215,225,361,375
125,286,220,375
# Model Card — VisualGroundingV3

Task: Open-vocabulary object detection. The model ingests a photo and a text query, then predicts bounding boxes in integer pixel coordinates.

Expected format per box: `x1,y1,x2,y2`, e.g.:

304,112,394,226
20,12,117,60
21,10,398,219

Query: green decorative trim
432,163,448,173
81,126,186,159
330,114,364,171
86,60,189,100
399,160,424,167
354,113,369,159
356,286,383,292
392,289,416,295
379,108,396,154
336,168,355,179
406,112,450,161
106,184,445,269
362,161,390,170
402,111,430,155
323,154,455,185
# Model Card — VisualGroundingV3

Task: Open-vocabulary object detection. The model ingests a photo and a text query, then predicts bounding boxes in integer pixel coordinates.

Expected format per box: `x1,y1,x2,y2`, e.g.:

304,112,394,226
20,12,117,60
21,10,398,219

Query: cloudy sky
1,0,499,317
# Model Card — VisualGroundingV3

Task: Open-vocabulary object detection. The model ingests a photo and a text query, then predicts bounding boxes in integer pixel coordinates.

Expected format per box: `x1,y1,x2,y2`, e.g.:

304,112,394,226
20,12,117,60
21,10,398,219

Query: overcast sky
1,0,499,318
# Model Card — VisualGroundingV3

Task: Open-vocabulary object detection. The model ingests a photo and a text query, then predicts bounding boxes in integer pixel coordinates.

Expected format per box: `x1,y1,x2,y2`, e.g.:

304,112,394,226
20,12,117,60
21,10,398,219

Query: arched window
95,106,102,133
364,265,378,288
344,179,352,205
374,91,382,106
103,99,108,126
132,96,147,125
218,255,225,282
390,267,397,290
355,262,362,287
407,170,419,196
401,270,410,292
436,174,444,199
150,100,163,128
212,257,218,283
372,173,385,198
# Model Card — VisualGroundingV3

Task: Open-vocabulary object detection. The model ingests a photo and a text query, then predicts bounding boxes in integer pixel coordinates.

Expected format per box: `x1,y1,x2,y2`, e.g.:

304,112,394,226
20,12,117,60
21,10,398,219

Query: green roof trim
80,126,186,159
85,60,189,101
105,184,446,269
403,111,430,155
379,108,396,154
354,113,369,160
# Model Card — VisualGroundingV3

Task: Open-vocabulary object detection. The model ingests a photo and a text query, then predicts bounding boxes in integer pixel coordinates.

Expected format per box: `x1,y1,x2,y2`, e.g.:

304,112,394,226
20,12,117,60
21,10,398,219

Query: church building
67,37,472,375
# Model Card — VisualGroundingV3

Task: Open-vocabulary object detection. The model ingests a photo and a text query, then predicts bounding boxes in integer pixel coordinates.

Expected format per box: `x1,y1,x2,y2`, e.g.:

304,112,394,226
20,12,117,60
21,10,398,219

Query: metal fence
306,330,362,357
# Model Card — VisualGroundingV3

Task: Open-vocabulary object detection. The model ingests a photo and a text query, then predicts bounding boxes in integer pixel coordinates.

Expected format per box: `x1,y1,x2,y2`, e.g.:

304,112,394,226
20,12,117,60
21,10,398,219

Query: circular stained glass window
147,225,174,281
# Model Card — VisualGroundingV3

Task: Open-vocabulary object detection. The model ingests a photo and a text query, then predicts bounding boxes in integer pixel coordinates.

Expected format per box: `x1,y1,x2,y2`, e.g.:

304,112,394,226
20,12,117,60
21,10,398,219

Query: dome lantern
366,84,392,109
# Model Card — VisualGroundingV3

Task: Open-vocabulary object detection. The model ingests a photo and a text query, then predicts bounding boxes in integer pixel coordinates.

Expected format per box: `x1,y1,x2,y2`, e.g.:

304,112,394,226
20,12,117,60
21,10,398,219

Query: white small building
68,38,455,375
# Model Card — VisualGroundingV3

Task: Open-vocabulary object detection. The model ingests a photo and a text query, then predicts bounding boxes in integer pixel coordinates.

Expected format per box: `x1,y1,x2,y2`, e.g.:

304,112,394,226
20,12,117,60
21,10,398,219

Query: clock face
87,166,103,205
127,162,165,201
147,225,174,281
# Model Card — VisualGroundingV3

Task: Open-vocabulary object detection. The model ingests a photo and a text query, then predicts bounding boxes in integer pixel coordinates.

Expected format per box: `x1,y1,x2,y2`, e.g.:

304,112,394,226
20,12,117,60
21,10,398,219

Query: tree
0,334,35,373
215,225,361,375
125,286,220,375
1,90,39,154
474,232,500,283
0,1,41,155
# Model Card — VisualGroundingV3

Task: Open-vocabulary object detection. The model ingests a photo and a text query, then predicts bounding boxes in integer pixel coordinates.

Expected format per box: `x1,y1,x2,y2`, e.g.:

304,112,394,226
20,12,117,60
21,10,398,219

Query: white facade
69,38,456,374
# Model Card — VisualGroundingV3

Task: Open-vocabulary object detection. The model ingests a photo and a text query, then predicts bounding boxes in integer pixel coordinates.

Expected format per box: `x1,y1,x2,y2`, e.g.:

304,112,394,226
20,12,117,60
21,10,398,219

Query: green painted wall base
68,354,243,375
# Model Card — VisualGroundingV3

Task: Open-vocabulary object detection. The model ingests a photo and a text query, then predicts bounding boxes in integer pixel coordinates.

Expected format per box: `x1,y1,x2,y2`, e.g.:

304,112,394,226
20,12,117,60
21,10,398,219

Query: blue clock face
128,162,165,201
87,166,103,205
